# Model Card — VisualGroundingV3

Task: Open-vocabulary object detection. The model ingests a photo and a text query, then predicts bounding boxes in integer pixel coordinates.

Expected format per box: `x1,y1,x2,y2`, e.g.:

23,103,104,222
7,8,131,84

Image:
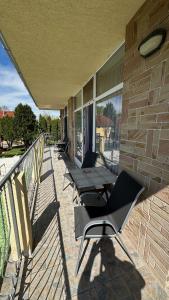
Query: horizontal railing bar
0,134,44,190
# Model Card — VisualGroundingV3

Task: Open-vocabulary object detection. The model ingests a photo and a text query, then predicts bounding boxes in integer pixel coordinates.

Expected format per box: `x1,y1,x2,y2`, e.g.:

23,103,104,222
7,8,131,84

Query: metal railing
0,134,44,283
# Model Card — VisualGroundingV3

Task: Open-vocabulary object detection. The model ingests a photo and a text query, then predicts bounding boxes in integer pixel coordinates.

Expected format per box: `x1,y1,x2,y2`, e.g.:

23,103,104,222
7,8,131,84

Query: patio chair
62,150,99,194
55,136,68,149
54,140,69,159
74,170,144,275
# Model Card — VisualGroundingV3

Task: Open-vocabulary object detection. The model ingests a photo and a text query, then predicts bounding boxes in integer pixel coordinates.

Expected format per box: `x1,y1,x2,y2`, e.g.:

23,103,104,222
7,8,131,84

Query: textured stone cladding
67,97,75,159
121,0,169,290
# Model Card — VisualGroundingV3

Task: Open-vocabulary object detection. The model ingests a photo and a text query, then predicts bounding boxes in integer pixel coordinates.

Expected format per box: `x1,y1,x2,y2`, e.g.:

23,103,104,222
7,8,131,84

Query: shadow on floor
43,156,52,163
77,238,145,300
16,147,71,300
32,201,60,249
40,169,54,183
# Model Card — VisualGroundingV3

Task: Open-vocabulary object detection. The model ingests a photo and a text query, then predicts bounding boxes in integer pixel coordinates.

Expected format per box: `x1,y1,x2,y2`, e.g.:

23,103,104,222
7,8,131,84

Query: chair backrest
108,171,144,231
81,151,98,169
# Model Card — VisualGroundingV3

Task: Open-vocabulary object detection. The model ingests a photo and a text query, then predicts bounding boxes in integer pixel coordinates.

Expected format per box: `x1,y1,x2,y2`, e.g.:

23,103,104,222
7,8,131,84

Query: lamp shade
138,28,166,58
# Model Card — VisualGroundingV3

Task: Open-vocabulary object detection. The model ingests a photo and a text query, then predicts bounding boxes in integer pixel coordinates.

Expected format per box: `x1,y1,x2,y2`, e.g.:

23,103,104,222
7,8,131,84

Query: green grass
0,146,25,158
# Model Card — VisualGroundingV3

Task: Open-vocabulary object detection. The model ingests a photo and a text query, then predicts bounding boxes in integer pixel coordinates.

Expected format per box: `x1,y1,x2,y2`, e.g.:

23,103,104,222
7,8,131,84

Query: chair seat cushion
74,206,118,239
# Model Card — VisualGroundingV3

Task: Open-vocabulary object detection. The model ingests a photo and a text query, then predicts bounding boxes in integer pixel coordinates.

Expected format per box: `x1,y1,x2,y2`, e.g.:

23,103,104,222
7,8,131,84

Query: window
83,77,93,104
74,91,82,110
64,106,67,117
96,90,122,173
96,45,124,97
75,110,83,162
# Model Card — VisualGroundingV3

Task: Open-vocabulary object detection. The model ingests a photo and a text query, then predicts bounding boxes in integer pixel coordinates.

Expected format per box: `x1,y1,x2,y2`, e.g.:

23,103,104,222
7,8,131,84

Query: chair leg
115,233,135,265
72,183,76,202
75,237,87,276
62,174,66,191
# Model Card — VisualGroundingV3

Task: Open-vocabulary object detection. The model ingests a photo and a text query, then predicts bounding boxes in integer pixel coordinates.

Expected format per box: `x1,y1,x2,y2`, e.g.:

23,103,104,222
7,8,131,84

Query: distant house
0,110,15,118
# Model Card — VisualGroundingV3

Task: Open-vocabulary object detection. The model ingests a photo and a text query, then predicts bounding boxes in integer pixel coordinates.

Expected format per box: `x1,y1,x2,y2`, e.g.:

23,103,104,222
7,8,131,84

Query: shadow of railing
16,147,71,300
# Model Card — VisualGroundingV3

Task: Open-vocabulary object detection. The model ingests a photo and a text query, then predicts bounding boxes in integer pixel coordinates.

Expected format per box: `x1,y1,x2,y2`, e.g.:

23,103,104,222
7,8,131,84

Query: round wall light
138,28,167,58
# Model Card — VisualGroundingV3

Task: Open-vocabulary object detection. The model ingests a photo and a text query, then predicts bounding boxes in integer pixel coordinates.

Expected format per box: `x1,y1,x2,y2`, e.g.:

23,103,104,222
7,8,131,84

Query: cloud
0,64,28,94
0,64,59,118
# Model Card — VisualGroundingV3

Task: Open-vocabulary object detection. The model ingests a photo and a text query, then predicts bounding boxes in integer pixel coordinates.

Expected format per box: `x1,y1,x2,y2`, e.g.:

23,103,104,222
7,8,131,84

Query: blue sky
0,41,59,118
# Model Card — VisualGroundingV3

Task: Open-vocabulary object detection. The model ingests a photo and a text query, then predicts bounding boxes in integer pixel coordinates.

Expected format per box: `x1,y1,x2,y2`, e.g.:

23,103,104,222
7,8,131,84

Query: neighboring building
0,110,14,118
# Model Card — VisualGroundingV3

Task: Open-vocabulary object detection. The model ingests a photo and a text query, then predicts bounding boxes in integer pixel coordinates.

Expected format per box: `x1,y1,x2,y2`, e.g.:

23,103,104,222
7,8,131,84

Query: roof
0,111,14,119
0,1,145,109
96,115,112,127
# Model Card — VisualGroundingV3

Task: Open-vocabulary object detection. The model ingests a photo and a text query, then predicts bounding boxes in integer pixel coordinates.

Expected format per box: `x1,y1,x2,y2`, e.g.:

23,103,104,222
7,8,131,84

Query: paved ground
16,147,169,300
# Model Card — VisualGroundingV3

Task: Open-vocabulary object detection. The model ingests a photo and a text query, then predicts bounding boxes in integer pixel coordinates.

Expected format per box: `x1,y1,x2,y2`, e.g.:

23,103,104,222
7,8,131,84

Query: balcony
0,1,169,299
0,140,167,299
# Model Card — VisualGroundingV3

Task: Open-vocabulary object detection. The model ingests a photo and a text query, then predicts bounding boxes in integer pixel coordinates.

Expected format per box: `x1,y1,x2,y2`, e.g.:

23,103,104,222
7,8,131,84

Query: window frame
73,42,124,167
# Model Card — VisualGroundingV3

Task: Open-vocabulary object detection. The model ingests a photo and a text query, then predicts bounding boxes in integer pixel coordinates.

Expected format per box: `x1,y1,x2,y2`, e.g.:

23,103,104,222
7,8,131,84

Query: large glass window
75,110,83,162
74,91,82,110
96,90,122,173
96,45,124,97
83,77,93,104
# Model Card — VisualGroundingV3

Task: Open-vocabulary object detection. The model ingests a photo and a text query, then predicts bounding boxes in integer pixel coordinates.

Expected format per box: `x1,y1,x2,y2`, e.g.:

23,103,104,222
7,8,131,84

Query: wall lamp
138,28,166,58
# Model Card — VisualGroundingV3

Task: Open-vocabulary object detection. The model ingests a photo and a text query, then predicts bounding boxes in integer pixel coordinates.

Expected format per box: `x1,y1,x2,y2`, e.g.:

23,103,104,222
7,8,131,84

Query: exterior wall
67,97,75,159
121,0,169,290
60,109,64,140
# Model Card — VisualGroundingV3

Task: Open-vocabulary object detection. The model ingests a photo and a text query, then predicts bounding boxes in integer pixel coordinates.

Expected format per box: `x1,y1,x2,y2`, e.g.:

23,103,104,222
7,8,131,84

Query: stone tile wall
121,0,169,291
60,109,64,140
67,97,75,159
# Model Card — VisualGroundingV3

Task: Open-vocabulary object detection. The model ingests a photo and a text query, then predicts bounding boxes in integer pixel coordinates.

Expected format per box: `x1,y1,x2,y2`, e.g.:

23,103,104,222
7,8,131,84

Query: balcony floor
16,147,168,300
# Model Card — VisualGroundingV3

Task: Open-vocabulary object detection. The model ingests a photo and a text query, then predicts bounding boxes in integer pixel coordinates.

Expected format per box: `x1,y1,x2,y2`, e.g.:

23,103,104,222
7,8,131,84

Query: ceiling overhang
0,1,145,109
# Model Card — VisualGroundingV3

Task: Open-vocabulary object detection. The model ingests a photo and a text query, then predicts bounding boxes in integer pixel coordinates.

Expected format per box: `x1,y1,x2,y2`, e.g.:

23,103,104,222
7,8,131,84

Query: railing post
12,171,32,257
40,135,44,169
33,146,40,184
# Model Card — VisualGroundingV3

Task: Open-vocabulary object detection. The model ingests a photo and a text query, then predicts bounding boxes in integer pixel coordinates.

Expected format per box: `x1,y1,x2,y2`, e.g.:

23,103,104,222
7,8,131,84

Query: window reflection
96,91,122,173
96,45,124,97
75,110,83,162
74,91,82,110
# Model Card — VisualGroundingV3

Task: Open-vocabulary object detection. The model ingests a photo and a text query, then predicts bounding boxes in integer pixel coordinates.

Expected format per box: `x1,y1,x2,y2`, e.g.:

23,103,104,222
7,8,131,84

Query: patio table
69,166,117,194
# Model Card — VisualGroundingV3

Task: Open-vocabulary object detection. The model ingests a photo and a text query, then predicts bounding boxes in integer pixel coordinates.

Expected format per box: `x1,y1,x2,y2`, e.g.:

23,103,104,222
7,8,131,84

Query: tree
103,102,117,141
103,102,116,121
97,106,104,115
51,118,61,141
14,104,37,148
46,116,52,133
1,116,15,148
39,114,47,132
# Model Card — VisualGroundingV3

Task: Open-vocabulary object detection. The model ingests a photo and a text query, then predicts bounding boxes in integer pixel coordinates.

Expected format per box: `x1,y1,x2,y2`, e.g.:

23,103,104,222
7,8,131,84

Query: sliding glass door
75,110,83,162
96,90,122,173
83,104,93,155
